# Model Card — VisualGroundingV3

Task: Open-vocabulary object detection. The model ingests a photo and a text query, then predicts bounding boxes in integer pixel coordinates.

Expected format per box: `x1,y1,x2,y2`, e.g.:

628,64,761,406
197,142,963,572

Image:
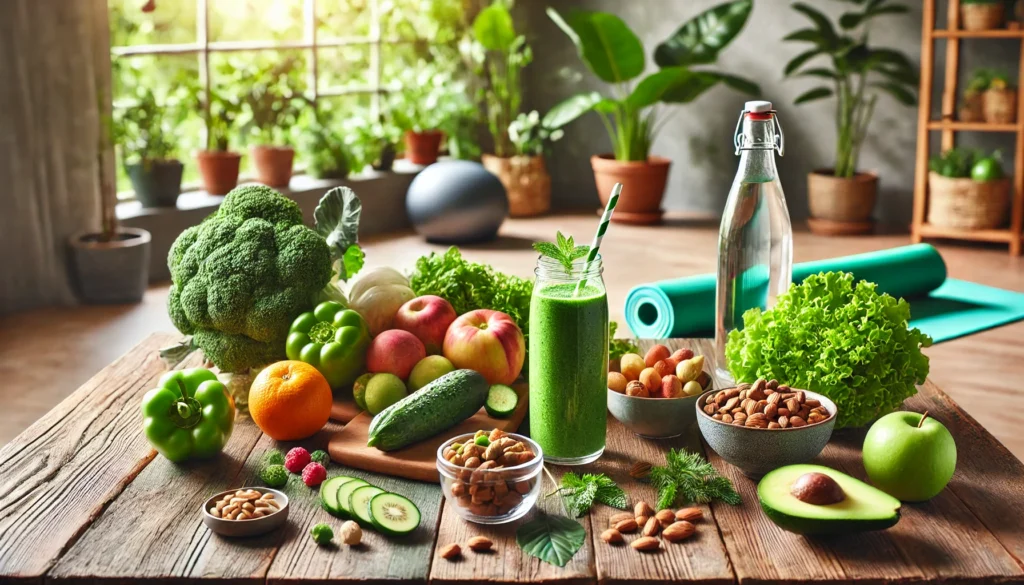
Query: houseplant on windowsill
490,110,566,216
299,107,351,180
195,87,244,195
391,62,473,166
545,0,759,224
783,0,917,235
115,85,185,208
238,58,305,188
68,79,151,304
342,110,400,173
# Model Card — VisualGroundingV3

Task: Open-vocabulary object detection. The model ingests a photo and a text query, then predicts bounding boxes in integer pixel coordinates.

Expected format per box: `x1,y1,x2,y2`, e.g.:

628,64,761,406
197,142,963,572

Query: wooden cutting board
327,382,529,482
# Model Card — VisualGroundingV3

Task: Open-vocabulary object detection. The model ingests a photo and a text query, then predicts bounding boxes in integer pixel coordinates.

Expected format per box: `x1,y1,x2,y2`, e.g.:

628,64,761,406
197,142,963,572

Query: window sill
118,163,421,282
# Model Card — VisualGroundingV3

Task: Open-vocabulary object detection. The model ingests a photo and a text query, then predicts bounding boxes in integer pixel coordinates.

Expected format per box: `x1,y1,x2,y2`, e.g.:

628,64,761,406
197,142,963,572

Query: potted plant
960,68,993,122
299,109,351,180
468,3,532,176
342,110,400,173
238,58,305,188
783,0,917,235
195,87,244,195
492,110,566,216
115,85,185,208
390,62,471,165
544,1,759,224
962,0,1005,30
983,70,1017,124
928,148,1009,229
69,85,152,304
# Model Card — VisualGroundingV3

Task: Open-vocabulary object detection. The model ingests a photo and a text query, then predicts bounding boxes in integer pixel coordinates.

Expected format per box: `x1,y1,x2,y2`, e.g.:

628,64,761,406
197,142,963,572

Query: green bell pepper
286,301,370,390
141,368,235,462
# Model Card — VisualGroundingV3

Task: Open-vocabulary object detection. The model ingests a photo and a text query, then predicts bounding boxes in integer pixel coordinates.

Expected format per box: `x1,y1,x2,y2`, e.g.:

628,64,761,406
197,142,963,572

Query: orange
249,361,332,441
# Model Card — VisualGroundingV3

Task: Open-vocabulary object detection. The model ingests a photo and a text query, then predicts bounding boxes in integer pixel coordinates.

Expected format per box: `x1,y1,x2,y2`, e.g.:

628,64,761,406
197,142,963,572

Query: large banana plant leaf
653,0,752,68
473,3,517,51
547,7,645,83
542,92,603,129
661,70,761,103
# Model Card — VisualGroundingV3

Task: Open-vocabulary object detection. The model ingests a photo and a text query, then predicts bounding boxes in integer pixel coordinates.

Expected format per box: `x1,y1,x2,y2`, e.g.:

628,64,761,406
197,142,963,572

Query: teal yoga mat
625,243,1024,343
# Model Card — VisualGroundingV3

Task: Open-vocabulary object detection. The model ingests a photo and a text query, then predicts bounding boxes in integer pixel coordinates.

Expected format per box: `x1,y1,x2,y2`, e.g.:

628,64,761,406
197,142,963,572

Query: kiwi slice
369,492,421,536
335,478,369,519
485,384,519,418
319,476,357,516
349,484,386,527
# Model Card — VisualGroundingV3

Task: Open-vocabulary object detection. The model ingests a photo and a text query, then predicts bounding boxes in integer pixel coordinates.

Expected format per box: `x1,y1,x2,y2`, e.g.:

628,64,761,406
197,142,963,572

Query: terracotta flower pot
590,154,670,224
196,150,242,195
126,159,184,208
404,130,444,166
482,154,551,217
807,169,878,235
249,145,295,188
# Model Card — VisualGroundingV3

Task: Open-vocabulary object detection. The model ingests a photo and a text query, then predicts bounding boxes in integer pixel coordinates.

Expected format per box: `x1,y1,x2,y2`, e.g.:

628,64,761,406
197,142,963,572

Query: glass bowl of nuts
436,429,543,525
696,379,838,477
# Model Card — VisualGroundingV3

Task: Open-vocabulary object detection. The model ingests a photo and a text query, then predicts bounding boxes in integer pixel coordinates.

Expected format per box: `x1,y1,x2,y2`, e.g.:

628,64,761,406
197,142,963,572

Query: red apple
366,329,426,380
442,309,525,385
393,295,458,355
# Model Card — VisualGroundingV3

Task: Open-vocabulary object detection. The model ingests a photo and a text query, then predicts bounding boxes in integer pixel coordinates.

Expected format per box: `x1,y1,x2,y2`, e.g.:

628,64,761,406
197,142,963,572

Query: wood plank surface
0,333,198,584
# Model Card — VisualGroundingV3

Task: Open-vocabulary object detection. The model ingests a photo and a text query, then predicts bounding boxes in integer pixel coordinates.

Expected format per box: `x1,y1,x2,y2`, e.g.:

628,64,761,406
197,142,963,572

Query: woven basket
962,3,1005,30
807,170,878,222
928,172,1010,229
482,154,551,217
960,92,985,122
983,88,1017,124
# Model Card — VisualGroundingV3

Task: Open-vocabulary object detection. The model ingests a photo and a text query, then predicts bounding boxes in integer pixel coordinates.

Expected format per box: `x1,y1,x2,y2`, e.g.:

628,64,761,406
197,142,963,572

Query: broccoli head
168,185,331,372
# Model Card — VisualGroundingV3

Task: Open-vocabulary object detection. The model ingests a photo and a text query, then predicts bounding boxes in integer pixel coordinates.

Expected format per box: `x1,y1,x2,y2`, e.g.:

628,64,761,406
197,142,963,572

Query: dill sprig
649,449,741,510
550,472,628,518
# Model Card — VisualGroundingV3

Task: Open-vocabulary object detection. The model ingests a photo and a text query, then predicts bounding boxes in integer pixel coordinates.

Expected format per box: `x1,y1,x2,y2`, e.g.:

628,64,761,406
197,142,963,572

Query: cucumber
484,384,518,418
369,492,421,536
335,478,370,519
367,369,489,451
349,485,386,527
320,476,357,516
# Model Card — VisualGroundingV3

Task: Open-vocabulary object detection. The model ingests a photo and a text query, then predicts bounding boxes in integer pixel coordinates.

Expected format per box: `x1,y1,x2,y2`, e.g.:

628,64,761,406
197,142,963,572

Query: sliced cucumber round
369,492,421,536
349,485,386,527
319,476,357,516
485,384,518,418
335,478,369,519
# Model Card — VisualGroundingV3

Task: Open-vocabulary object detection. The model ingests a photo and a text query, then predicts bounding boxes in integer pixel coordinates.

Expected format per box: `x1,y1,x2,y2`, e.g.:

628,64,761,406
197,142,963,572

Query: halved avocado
758,464,901,535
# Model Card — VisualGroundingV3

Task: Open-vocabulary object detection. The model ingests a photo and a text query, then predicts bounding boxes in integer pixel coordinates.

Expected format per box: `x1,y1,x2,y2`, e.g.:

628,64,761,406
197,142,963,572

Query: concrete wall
520,0,1020,225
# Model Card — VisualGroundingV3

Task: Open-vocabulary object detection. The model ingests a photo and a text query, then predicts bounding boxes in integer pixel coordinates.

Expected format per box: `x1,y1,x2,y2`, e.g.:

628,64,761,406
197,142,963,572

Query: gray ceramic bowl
201,487,289,537
695,388,837,477
608,379,709,438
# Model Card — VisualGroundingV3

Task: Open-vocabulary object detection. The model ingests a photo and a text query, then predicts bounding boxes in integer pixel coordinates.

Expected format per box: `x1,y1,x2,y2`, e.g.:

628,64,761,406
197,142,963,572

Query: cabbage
725,271,932,428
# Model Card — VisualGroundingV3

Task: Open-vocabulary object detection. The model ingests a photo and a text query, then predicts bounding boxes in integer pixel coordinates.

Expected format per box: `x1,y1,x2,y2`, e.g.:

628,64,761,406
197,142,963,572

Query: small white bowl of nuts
202,487,289,537
437,429,543,525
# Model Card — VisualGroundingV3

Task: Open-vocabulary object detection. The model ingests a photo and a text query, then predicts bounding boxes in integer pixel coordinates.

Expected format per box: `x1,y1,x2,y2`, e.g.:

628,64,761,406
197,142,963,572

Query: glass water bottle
715,101,793,380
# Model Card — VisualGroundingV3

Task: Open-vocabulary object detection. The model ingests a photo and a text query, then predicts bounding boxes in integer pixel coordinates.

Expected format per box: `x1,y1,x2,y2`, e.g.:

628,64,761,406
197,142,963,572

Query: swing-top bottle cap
745,100,773,113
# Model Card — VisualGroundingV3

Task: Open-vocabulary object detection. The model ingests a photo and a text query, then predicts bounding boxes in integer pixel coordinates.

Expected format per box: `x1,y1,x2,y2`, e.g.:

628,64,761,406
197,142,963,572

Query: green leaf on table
654,0,753,68
554,472,628,517
547,7,645,83
516,513,587,567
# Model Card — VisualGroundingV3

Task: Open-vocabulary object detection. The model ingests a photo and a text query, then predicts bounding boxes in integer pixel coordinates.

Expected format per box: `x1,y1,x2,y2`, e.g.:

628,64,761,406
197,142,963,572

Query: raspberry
302,462,327,487
310,449,330,466
284,447,311,473
260,464,288,488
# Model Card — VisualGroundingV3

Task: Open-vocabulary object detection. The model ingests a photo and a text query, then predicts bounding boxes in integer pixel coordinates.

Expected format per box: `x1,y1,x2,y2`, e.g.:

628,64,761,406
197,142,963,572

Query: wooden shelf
933,29,1024,38
917,223,1016,243
926,121,1020,131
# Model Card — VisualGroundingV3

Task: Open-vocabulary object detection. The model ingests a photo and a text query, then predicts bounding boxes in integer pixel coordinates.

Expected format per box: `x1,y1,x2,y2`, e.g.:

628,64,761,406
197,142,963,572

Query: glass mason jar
528,255,608,465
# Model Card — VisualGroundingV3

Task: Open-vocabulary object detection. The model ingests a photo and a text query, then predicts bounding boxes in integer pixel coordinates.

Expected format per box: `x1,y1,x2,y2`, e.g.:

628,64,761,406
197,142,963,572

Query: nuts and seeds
631,536,661,551
629,461,652,480
600,505,707,552
208,489,280,521
442,430,537,518
340,520,362,545
675,507,703,523
703,379,832,429
440,543,462,560
662,521,696,542
601,528,624,544
614,345,711,399
467,536,494,551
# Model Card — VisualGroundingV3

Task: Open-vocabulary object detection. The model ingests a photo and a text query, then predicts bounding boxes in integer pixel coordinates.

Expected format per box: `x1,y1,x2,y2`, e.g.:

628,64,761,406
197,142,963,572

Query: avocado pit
791,472,846,505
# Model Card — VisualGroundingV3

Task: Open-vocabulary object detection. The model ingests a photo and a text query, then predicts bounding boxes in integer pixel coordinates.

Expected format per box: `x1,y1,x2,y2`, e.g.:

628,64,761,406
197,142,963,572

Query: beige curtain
0,0,110,314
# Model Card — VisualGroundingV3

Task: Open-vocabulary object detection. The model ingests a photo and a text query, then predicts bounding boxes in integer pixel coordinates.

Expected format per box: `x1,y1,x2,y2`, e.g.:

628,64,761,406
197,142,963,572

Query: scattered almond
663,521,696,542
655,509,676,527
631,536,661,552
629,461,652,480
609,512,634,526
613,518,638,533
634,501,654,518
675,507,703,523
600,529,624,544
440,543,462,560
642,516,660,537
635,515,650,528
466,536,493,552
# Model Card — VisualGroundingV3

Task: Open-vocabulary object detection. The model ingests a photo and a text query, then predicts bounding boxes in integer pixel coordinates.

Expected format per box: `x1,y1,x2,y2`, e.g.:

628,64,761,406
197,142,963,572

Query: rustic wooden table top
1,334,1022,585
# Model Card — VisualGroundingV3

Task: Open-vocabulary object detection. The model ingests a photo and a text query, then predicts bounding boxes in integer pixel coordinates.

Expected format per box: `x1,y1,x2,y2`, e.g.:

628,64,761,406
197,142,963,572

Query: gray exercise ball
406,160,508,244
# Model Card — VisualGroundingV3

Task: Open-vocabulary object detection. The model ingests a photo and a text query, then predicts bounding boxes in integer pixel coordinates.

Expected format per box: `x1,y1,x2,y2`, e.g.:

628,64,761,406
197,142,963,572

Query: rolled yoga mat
625,243,1024,343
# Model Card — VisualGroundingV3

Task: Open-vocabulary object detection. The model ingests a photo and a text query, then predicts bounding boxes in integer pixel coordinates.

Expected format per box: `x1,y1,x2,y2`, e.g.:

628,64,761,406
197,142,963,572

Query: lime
408,355,455,392
353,372,373,411
365,373,407,415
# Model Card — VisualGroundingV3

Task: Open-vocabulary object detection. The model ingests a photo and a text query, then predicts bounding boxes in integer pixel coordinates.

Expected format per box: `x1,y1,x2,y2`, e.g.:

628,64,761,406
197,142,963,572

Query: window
109,0,466,195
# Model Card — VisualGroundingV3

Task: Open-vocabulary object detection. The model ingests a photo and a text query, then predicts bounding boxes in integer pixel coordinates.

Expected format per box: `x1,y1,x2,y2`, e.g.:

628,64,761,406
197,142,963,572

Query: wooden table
2,334,1022,585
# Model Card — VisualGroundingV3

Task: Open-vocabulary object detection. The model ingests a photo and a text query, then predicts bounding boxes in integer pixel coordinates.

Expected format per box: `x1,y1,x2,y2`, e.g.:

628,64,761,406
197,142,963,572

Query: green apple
407,355,455,392
862,411,956,502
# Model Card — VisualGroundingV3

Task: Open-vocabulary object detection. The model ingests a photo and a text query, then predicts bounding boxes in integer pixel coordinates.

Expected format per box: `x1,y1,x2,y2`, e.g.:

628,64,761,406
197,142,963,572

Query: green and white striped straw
574,182,622,297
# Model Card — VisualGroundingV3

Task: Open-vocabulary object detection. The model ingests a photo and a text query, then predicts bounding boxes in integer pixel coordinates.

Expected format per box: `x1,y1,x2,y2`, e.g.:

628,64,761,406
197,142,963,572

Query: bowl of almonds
201,487,289,537
437,429,542,525
695,379,837,477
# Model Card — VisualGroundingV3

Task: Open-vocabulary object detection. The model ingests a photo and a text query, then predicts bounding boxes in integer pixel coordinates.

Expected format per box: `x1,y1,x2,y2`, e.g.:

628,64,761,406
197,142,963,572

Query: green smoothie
529,282,608,464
